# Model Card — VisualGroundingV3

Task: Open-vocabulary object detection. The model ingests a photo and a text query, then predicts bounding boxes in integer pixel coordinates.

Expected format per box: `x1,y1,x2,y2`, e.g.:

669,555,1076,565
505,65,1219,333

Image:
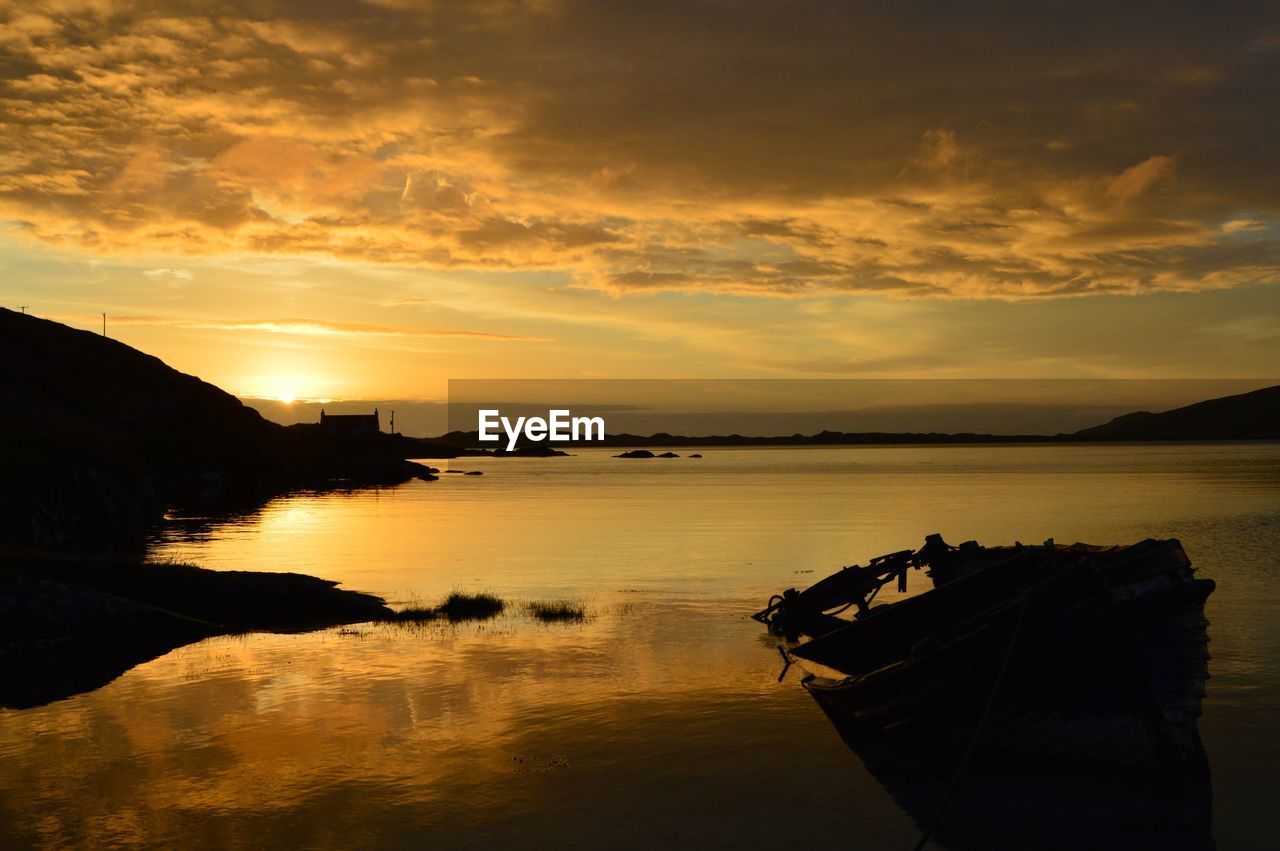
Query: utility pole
17,305,28,314
389,410,396,435
102,312,106,337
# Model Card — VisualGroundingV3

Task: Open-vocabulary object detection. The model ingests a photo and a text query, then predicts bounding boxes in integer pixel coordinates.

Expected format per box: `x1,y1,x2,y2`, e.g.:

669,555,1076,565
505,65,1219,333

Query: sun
241,372,331,405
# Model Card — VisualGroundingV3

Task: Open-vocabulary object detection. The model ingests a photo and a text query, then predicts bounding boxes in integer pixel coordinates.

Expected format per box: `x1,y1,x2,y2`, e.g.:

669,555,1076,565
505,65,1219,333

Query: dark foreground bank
0,552,396,709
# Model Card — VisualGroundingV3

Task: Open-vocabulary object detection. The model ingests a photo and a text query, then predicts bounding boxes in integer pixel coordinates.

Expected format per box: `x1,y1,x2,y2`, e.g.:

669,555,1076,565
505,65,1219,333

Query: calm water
2,445,1279,849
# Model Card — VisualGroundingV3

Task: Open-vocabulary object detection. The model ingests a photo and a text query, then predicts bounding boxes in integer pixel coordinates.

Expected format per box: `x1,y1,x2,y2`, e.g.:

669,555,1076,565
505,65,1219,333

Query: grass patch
438,591,505,621
526,600,587,623
388,605,441,623
378,592,505,624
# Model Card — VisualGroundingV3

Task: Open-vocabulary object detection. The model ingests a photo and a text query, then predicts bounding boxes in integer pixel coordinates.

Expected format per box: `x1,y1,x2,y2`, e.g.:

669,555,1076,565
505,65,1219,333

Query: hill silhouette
0,308,445,549
1071,384,1280,440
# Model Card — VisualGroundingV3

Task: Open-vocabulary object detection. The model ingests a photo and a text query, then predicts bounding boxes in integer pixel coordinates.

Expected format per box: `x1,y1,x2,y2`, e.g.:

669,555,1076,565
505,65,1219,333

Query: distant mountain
1071,385,1280,440
0,309,443,549
432,386,1280,449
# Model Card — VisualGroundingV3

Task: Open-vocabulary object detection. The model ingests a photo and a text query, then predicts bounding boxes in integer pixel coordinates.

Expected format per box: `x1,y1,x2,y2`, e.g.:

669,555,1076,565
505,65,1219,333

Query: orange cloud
1105,156,1177,203
0,2,1276,301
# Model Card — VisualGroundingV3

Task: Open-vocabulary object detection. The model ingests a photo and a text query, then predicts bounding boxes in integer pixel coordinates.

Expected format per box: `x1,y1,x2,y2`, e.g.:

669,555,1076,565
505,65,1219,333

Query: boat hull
783,538,1214,769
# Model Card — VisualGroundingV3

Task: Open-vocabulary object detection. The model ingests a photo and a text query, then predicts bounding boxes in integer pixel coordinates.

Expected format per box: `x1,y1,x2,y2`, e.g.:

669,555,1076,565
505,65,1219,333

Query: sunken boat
754,535,1214,769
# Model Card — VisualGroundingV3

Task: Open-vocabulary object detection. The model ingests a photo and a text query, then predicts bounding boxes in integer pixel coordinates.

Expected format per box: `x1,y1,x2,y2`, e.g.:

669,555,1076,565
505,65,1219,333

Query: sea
2,444,1278,849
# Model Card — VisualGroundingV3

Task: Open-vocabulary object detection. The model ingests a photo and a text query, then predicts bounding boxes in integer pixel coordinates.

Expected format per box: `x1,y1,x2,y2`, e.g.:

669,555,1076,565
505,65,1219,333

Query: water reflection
0,634,192,711
839,728,1214,851
0,604,923,848
155,484,410,551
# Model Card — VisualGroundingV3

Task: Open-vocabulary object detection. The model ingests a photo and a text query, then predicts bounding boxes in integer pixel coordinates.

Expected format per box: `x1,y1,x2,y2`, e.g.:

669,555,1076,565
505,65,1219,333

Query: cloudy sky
1,1,1278,405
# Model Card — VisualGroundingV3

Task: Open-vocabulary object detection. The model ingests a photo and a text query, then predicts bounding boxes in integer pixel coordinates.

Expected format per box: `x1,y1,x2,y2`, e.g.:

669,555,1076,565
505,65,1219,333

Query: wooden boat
753,535,1215,769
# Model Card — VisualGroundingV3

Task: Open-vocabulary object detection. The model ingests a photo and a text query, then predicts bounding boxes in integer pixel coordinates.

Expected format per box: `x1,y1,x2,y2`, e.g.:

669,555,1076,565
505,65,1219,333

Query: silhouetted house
319,408,380,434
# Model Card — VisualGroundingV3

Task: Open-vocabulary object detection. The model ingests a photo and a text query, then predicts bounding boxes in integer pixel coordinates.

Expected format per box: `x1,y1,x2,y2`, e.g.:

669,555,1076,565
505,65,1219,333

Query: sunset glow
1,2,1277,398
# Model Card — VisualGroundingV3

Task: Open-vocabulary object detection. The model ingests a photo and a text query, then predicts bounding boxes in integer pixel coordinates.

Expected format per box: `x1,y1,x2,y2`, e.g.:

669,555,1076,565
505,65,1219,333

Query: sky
1,1,1278,414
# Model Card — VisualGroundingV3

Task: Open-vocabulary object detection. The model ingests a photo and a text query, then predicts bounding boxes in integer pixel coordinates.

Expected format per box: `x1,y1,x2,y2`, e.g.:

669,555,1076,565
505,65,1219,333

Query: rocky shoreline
0,552,398,709
0,308,449,551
